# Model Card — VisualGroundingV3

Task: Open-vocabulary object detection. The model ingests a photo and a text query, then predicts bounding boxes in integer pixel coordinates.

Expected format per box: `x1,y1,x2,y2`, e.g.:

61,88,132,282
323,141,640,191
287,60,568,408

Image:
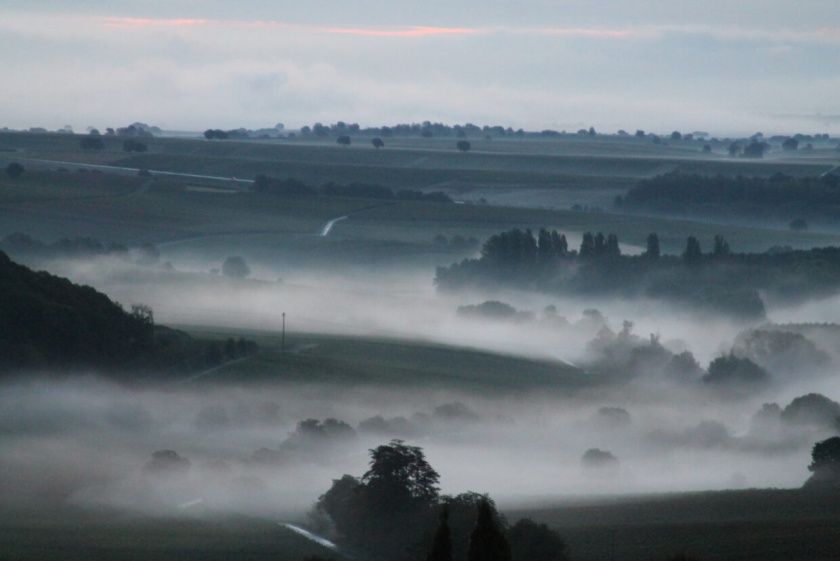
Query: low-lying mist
4,253,840,522
1,372,833,520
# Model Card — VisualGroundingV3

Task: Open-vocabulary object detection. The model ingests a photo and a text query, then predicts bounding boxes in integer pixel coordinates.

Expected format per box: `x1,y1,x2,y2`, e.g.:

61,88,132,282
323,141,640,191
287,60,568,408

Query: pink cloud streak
96,17,840,44
102,17,209,28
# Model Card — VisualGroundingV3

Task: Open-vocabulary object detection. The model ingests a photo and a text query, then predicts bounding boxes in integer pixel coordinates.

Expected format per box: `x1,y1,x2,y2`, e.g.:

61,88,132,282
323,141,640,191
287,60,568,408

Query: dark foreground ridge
0,251,255,376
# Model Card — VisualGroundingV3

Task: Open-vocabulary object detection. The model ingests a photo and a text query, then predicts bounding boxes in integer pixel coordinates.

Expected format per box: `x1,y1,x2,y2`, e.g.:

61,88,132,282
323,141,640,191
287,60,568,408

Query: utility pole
281,312,286,353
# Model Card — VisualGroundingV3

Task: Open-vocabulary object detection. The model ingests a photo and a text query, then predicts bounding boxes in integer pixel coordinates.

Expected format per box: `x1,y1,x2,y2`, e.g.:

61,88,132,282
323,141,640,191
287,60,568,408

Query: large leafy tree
363,439,440,504
805,436,840,488
316,440,440,560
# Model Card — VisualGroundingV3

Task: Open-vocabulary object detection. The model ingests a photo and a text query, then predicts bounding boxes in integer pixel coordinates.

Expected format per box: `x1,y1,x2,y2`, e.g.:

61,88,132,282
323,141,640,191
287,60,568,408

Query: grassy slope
179,328,586,393
0,510,338,561
510,489,840,561
2,169,839,258
3,132,840,256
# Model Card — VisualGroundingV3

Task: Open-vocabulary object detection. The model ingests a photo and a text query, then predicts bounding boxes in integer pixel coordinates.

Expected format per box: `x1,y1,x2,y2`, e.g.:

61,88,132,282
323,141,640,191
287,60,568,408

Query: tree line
436,228,840,319
617,171,840,224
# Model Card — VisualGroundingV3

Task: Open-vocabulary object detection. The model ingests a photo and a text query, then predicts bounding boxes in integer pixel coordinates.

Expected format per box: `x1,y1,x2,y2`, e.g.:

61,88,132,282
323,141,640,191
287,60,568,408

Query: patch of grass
180,329,586,393
0,509,339,561
509,488,840,561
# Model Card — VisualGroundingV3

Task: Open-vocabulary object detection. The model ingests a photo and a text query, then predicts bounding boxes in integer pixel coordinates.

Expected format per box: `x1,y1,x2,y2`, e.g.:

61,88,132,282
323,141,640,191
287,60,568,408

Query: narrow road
280,523,338,550
321,215,348,236
5,156,254,185
178,355,255,384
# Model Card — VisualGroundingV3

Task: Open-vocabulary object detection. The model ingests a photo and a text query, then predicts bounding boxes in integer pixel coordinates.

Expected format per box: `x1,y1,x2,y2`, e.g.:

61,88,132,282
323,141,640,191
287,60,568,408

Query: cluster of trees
618,171,840,223
300,121,526,140
203,129,231,139
0,250,158,371
252,175,453,203
313,440,568,561
437,228,840,319
0,251,257,375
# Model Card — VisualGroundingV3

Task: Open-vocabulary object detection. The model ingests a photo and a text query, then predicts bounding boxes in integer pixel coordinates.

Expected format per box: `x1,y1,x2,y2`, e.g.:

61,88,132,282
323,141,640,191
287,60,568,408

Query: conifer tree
468,500,511,561
427,504,453,561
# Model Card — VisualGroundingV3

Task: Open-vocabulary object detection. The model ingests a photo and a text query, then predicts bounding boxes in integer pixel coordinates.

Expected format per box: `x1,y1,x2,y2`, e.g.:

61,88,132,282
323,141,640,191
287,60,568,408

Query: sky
1,1,840,136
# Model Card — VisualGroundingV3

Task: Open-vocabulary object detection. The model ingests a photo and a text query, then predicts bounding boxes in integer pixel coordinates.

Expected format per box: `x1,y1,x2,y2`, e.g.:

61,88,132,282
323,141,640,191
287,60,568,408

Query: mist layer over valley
4,124,840,561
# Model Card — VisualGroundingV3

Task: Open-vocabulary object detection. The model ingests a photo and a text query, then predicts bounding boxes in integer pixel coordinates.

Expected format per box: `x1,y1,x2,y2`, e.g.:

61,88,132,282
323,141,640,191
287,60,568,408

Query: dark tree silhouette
427,504,453,561
5,162,24,178
457,140,472,153
606,233,620,257
645,233,660,259
508,519,568,561
204,129,229,139
782,137,799,151
372,137,385,149
468,500,511,561
805,436,840,488
704,354,769,386
743,140,768,158
593,232,606,255
682,236,702,265
337,135,351,147
362,439,440,503
712,235,731,257
579,232,595,258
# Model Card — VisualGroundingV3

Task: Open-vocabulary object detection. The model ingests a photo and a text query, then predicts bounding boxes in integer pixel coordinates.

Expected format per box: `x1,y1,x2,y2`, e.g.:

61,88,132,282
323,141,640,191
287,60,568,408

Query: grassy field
3,132,836,196
3,168,839,265
0,509,338,561
178,328,587,393
510,488,840,561
3,131,840,262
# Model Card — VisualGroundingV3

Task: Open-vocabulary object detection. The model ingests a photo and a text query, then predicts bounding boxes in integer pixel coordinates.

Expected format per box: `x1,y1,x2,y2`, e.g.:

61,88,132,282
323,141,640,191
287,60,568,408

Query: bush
4,162,24,178
222,256,250,278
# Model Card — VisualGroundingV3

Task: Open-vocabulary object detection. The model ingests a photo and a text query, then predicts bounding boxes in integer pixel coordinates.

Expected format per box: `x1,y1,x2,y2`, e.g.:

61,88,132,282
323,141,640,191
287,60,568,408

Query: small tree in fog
712,235,731,257
457,140,471,153
222,255,250,278
337,135,351,147
644,233,660,259
372,137,385,149
682,236,702,265
508,518,568,561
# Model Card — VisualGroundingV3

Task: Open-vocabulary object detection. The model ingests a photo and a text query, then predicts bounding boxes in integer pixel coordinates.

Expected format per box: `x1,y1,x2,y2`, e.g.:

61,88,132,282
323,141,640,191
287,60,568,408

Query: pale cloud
0,7,839,134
